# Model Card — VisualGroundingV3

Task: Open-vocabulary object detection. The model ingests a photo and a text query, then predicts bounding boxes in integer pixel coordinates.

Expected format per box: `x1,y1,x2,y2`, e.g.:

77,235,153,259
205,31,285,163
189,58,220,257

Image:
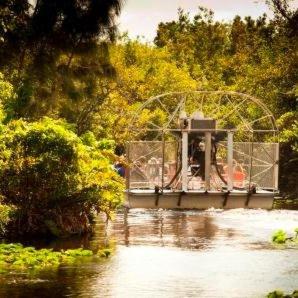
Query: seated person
190,141,205,179
114,162,125,177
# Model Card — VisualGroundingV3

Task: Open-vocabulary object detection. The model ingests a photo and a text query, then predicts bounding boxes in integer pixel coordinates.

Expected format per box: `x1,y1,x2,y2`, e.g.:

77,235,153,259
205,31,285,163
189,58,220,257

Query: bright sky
117,0,298,41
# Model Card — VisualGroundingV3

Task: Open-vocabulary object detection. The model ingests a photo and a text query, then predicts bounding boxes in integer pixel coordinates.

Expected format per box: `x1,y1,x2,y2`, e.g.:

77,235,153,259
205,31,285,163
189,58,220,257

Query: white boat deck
125,188,276,210
127,189,274,195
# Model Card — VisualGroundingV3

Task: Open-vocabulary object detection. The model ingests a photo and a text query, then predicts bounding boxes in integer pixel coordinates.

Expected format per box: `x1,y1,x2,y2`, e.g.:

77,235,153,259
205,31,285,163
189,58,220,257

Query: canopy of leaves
94,40,197,143
154,6,297,114
0,0,122,129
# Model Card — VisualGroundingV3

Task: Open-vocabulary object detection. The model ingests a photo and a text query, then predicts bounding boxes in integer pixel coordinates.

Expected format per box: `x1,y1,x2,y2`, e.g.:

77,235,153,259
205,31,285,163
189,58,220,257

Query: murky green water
0,209,297,297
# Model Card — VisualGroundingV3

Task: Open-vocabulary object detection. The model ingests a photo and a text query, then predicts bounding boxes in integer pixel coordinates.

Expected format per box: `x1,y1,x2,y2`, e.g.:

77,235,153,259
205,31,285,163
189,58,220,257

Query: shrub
0,117,124,236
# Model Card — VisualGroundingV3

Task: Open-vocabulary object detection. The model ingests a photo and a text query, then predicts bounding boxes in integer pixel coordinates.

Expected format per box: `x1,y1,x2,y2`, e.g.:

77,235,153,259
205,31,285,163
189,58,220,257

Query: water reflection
113,209,222,249
0,209,297,298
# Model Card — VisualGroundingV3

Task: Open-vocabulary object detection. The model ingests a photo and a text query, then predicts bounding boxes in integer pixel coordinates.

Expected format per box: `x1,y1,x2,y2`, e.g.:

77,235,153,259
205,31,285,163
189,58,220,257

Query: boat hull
125,190,275,210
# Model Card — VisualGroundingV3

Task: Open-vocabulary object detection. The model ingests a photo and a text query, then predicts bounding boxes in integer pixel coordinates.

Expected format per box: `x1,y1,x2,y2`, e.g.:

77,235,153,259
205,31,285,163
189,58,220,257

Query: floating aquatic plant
272,230,287,244
271,228,298,245
0,243,94,272
97,247,113,258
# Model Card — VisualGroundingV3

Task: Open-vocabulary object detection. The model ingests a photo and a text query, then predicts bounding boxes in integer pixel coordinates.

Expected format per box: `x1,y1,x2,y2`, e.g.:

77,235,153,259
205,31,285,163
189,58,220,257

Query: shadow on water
0,208,298,298
113,209,237,249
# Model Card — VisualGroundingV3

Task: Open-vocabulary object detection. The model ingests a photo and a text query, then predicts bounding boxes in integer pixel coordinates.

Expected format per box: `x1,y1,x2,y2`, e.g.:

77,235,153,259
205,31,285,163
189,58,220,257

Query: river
0,208,297,297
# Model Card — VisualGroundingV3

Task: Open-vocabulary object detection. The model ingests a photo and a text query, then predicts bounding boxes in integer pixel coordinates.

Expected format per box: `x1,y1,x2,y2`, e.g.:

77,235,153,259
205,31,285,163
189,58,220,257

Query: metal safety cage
125,91,279,194
126,131,279,193
126,141,180,190
217,140,279,192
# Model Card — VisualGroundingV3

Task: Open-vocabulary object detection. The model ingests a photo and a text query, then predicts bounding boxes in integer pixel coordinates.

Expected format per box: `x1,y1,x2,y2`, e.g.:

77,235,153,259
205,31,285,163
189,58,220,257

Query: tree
0,0,122,70
0,0,123,124
266,0,298,36
93,39,197,143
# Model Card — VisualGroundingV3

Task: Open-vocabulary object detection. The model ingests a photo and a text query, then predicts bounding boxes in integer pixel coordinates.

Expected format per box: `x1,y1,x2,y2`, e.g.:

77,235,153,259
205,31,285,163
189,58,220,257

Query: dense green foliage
96,40,197,142
0,0,122,130
0,243,93,272
0,117,123,236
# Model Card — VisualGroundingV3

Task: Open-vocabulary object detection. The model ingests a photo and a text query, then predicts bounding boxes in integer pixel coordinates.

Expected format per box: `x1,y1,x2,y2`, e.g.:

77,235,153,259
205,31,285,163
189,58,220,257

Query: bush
0,117,124,236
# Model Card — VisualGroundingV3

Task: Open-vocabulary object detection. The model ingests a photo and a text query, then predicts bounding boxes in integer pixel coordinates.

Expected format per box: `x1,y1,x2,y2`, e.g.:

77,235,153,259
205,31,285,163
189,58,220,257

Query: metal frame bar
161,131,165,192
181,130,188,192
129,91,278,132
248,132,254,191
126,142,130,190
274,144,279,190
128,128,278,133
227,131,234,191
205,132,212,191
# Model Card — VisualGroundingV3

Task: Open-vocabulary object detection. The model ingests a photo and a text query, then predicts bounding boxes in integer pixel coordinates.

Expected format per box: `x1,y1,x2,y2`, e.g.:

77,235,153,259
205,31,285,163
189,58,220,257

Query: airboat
125,91,279,209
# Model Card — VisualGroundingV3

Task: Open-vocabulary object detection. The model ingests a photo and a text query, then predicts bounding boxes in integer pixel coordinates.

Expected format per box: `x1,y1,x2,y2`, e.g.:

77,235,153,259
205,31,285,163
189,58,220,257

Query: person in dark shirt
114,162,125,177
188,138,201,160
190,140,205,179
